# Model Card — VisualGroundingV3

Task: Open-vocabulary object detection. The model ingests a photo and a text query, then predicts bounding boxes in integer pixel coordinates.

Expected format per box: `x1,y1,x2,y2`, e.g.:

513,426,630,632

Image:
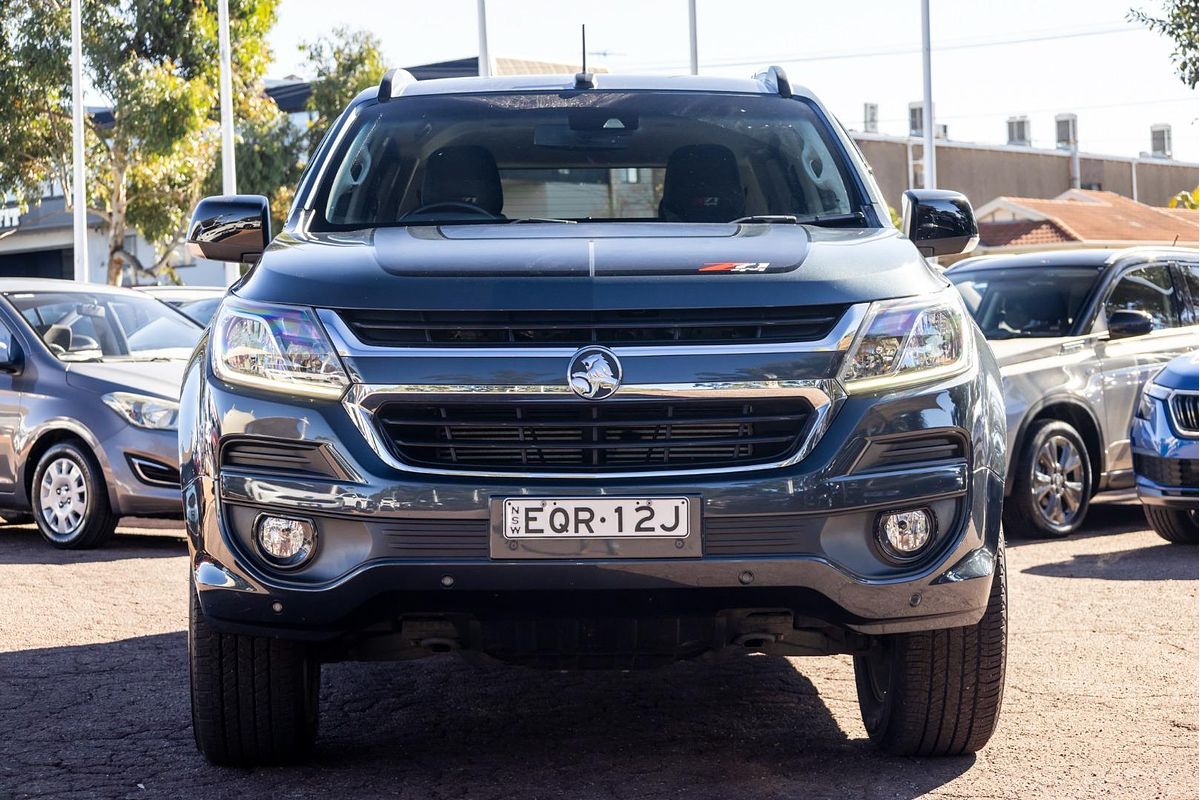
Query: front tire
853,545,1007,756
1004,419,1092,538
1144,506,1198,544
31,441,117,549
189,588,320,766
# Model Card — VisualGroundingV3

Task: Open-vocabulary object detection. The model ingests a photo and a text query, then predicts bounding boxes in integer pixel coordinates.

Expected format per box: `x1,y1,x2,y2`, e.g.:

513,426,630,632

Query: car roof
136,285,225,295
946,246,1198,273
353,71,814,105
0,278,148,296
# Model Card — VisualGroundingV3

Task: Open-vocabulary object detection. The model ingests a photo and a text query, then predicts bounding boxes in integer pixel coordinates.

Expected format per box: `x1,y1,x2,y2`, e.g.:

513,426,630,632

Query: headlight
211,298,349,399
102,392,180,430
839,287,972,393
1136,382,1170,420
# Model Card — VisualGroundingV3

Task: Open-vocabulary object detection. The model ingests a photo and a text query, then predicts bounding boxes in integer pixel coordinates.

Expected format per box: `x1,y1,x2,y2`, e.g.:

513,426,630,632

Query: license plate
503,497,691,539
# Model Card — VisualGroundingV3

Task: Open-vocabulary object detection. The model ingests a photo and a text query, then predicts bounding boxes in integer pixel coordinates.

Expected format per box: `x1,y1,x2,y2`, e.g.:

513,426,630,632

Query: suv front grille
339,305,847,348
1170,392,1199,435
374,399,813,473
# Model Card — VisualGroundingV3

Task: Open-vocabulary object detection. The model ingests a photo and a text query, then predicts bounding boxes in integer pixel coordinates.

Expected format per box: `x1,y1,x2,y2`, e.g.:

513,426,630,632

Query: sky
266,0,1200,165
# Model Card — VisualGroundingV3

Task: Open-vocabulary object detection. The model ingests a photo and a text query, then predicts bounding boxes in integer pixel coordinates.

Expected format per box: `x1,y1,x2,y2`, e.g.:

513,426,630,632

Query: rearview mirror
902,189,979,258
187,195,271,263
1107,309,1155,339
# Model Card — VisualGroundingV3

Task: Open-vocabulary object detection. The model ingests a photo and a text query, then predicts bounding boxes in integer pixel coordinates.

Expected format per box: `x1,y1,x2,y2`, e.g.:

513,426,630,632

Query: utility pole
920,0,936,189
217,0,239,285
70,0,88,282
477,0,491,77
687,0,699,75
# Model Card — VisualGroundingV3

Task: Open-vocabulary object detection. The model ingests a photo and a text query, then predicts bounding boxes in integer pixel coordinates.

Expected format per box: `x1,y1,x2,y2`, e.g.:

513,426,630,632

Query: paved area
0,496,1195,799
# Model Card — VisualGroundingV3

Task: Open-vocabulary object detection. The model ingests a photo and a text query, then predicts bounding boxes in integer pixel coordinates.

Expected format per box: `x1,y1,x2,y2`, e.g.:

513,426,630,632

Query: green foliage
1169,187,1199,209
0,0,280,284
1130,0,1200,88
300,26,386,153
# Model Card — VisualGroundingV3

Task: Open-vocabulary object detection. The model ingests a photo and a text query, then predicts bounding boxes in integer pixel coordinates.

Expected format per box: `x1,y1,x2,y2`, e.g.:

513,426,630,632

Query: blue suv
1132,352,1198,543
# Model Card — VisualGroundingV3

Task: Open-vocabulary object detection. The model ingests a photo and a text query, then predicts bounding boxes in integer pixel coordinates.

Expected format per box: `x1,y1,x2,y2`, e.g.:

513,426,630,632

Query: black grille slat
375,399,812,473
381,518,489,558
1170,393,1199,434
341,305,847,348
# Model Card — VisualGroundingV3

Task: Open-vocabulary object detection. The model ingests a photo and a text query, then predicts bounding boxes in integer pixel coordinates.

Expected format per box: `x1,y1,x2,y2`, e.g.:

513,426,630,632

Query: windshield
949,267,1101,339
7,291,202,362
312,91,863,228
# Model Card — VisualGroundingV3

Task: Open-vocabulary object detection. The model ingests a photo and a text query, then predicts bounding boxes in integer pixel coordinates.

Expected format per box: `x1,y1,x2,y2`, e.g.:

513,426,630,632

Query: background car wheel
1004,420,1092,539
189,587,320,766
853,544,1007,756
31,442,117,549
1144,506,1198,544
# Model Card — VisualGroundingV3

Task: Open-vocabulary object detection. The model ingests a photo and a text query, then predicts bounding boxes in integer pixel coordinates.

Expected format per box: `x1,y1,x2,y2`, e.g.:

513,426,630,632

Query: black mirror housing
1107,309,1155,339
902,189,979,258
187,195,271,263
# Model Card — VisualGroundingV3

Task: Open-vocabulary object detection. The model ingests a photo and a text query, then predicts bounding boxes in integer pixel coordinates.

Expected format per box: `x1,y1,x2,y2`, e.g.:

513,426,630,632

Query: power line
617,23,1142,71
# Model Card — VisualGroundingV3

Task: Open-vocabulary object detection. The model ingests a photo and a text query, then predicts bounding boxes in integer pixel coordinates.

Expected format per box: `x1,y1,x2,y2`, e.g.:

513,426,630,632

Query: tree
0,0,280,285
300,26,386,153
1130,0,1199,88
1169,187,1199,209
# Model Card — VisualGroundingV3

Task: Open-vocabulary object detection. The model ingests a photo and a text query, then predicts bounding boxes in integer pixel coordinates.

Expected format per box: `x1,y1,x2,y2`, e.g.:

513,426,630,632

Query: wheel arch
1006,397,1105,497
19,422,115,511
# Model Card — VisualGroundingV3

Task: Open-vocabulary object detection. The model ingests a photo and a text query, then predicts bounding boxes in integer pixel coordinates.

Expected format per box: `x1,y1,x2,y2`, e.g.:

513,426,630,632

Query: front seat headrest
659,144,746,223
420,146,503,215
44,324,72,353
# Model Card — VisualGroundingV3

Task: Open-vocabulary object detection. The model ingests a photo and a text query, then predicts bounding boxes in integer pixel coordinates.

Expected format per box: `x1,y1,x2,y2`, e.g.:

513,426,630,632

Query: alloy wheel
1030,434,1085,531
38,457,88,536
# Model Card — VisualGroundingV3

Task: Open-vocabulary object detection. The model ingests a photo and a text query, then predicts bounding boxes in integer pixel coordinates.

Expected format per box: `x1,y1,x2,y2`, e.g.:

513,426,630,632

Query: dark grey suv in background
181,68,1007,765
948,248,1198,537
0,280,200,547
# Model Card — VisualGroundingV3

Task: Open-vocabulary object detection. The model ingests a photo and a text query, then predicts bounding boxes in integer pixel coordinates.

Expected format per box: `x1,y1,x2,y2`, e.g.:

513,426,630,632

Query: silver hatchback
948,247,1199,537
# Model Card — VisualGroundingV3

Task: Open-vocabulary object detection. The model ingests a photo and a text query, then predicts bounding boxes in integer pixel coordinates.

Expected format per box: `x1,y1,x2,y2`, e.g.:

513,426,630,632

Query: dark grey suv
180,67,1008,765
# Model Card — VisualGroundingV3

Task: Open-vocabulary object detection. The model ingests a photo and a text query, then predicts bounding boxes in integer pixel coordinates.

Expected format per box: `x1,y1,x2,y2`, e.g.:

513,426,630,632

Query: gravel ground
0,495,1195,800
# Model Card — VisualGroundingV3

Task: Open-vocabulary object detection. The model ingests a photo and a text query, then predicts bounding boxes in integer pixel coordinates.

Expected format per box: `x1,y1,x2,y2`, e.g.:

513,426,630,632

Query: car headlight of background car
1136,381,1171,420
211,297,349,399
102,392,180,431
838,286,973,393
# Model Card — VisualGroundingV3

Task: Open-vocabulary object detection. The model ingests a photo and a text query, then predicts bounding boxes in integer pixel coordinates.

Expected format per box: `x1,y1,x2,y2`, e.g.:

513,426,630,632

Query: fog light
876,509,934,561
255,514,316,568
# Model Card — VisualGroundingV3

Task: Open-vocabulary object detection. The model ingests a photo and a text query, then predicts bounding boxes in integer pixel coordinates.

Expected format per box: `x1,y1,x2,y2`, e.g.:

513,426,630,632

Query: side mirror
187,195,271,263
0,329,22,373
1107,309,1155,339
902,189,979,258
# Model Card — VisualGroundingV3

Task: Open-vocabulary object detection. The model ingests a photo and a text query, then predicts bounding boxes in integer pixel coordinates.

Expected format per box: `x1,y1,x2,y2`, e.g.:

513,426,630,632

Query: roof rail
753,65,792,98
377,68,417,103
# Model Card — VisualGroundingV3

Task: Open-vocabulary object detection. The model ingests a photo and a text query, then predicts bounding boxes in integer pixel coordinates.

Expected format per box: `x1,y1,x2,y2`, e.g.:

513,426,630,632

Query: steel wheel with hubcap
1004,419,1093,538
31,441,117,549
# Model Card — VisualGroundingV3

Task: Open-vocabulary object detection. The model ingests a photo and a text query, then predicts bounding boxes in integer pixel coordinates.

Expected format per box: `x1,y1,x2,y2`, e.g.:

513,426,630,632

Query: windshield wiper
506,217,576,224
796,212,868,227
731,215,799,225
731,212,868,227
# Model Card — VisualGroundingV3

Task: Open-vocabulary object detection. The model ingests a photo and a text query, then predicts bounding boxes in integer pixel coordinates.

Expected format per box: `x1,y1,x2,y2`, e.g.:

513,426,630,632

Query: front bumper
181,344,1006,646
1131,403,1198,511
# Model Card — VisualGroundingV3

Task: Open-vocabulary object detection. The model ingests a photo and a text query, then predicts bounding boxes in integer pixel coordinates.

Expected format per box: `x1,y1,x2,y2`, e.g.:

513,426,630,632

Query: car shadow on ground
1022,542,1197,581
0,526,185,565
1005,495,1152,549
0,632,976,800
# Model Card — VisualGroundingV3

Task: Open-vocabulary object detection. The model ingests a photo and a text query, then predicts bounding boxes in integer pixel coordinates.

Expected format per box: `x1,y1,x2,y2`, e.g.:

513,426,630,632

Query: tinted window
314,92,861,228
1105,265,1179,330
6,291,201,361
948,267,1100,339
1176,262,1199,325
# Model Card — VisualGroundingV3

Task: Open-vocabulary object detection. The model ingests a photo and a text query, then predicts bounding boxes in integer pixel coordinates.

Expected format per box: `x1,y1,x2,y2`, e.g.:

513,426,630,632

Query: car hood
1153,352,1200,391
985,337,1077,371
64,360,187,401
238,223,946,311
